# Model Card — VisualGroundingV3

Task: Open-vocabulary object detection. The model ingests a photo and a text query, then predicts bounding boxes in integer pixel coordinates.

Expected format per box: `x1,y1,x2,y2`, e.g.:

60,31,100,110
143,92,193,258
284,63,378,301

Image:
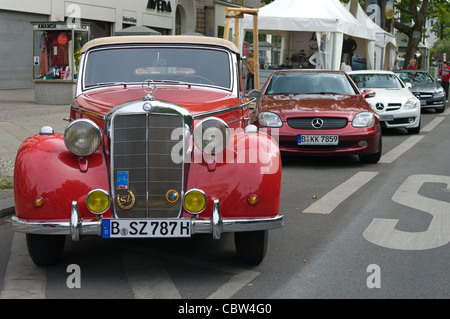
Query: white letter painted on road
364,174,450,250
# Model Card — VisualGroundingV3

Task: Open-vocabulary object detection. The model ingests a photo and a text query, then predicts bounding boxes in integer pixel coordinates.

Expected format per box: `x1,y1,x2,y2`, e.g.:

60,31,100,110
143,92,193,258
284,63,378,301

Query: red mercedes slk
251,69,382,163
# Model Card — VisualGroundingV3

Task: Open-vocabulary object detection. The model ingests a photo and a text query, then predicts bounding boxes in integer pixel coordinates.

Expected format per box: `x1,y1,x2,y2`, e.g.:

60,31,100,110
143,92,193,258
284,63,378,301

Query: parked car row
251,68,445,164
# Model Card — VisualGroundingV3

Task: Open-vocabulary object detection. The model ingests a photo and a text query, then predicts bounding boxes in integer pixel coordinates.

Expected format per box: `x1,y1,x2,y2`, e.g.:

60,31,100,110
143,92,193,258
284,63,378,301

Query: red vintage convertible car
12,36,283,266
251,69,382,163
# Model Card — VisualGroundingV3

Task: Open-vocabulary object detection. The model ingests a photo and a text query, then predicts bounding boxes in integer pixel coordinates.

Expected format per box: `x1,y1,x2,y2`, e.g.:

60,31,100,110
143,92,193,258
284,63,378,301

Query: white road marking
207,267,260,299
443,107,450,116
303,171,378,214
122,251,182,299
422,116,445,132
379,135,424,163
123,249,260,299
363,174,450,250
0,233,46,299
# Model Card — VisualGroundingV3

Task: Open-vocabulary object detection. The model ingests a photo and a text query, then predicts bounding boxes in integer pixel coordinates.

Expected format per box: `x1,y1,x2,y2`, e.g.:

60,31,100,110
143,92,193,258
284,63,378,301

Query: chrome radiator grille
111,113,184,218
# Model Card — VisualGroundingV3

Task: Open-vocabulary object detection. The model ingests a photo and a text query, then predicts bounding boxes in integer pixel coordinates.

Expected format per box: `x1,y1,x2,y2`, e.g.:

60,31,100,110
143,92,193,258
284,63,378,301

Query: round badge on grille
143,102,153,111
117,190,136,210
311,118,324,129
375,102,384,110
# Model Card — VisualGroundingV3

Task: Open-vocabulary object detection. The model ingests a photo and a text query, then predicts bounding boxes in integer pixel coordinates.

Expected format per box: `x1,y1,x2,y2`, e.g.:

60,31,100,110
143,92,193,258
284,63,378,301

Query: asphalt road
1,107,450,301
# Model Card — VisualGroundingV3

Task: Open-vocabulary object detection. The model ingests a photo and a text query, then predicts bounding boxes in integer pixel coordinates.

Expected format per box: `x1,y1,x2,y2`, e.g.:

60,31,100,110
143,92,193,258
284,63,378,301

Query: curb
0,204,14,218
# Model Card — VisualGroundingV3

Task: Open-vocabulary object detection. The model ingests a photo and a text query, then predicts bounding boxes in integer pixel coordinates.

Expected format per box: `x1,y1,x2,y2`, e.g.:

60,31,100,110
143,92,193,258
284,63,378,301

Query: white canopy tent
345,1,397,70
234,0,376,71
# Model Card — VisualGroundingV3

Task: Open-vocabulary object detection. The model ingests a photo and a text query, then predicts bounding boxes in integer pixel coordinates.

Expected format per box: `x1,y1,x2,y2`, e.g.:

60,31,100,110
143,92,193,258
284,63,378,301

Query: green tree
392,0,449,65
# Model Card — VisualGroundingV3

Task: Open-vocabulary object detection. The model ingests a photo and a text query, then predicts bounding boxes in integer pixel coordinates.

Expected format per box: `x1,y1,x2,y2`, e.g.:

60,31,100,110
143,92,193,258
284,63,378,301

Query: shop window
32,22,90,81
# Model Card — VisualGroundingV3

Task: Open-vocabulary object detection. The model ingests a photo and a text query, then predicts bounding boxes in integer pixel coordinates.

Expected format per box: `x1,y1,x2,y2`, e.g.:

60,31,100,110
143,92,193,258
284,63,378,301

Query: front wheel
359,134,382,164
234,230,268,265
26,234,65,266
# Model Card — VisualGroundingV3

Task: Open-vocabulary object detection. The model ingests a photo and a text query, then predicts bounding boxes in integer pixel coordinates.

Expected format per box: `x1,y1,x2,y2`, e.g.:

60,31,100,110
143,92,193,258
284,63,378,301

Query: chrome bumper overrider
11,199,284,241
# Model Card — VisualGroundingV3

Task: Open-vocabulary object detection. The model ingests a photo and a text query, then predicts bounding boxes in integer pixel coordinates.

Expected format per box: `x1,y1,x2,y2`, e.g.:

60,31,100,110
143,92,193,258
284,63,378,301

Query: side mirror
247,89,261,101
405,82,412,89
362,89,376,99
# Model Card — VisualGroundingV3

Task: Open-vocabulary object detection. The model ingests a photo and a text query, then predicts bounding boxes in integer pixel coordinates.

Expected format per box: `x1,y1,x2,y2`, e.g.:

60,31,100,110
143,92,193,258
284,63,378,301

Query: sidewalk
0,88,70,217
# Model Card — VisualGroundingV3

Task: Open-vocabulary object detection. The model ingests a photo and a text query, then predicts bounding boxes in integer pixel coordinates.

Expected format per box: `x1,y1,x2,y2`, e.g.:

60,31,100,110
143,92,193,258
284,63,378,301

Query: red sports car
251,70,382,163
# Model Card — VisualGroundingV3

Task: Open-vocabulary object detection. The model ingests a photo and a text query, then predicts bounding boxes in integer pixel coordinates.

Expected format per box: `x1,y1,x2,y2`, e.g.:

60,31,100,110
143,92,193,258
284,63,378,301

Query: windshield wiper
316,91,341,95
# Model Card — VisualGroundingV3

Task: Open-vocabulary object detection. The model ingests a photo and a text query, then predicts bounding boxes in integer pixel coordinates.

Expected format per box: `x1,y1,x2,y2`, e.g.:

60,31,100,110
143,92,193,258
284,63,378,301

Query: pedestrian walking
439,61,450,102
246,52,255,91
407,58,418,70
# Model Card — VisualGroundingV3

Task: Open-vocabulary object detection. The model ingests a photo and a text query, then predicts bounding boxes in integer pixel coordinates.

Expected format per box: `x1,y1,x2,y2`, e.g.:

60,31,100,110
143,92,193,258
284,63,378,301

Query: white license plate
102,219,191,238
379,114,394,121
297,134,338,145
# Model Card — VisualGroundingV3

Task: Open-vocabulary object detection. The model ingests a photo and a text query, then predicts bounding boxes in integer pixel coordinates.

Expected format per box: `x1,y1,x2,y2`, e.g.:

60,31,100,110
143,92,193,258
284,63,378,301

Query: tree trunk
393,0,429,68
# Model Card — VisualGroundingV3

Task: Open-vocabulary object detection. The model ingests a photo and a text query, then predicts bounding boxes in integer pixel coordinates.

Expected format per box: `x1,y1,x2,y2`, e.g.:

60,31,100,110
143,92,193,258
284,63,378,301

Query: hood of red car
73,85,240,117
259,94,372,120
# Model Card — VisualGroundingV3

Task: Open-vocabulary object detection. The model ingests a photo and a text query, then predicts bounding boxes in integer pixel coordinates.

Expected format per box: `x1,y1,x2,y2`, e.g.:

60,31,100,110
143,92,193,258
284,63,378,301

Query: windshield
350,73,404,89
395,71,434,83
265,72,358,95
84,46,232,89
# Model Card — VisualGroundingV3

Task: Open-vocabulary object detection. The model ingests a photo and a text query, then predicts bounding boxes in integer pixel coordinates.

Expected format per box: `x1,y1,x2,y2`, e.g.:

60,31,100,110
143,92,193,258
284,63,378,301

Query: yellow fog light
86,189,110,214
183,189,207,214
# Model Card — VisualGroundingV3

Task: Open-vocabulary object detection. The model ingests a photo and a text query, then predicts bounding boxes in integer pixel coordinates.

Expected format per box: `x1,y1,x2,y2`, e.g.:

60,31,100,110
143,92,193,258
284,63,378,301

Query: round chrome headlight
193,117,231,154
64,119,102,156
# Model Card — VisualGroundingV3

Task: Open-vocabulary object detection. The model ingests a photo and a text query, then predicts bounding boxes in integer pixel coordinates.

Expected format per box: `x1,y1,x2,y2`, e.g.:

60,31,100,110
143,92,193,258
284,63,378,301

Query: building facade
0,0,262,90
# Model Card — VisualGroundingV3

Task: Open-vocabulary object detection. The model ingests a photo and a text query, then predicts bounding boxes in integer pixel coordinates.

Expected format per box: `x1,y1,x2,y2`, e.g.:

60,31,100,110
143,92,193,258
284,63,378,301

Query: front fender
185,131,281,219
14,133,110,221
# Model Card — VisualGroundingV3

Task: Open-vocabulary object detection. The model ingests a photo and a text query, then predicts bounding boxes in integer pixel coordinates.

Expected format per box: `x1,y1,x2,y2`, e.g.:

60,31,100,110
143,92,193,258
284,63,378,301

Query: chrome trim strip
11,200,284,239
82,45,235,93
192,98,256,120
70,104,106,120
212,199,222,239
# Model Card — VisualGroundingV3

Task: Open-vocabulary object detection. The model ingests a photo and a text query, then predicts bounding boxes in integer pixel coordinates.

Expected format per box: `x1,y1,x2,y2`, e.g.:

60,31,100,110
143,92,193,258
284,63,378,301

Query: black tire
435,103,445,113
407,119,421,134
234,230,268,265
359,134,382,164
26,234,65,266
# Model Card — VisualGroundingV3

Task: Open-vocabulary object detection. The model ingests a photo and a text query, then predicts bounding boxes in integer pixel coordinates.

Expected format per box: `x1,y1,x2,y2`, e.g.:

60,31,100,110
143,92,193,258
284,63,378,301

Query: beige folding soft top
81,35,240,54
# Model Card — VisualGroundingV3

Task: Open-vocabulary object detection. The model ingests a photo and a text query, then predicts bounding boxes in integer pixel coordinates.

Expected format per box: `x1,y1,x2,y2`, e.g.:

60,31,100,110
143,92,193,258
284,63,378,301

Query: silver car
394,69,446,113
348,70,421,134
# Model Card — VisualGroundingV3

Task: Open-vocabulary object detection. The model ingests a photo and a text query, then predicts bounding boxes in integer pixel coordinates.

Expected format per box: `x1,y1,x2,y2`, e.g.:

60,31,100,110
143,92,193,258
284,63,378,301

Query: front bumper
379,109,420,129
11,199,284,241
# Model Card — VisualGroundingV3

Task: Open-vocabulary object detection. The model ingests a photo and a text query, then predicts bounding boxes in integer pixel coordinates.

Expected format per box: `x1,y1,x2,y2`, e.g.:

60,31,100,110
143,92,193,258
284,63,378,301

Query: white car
348,70,421,134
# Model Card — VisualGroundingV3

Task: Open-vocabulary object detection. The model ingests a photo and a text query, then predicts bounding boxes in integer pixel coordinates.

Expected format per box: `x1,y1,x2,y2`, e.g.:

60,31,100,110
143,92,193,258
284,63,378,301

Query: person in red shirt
439,61,450,101
407,58,418,70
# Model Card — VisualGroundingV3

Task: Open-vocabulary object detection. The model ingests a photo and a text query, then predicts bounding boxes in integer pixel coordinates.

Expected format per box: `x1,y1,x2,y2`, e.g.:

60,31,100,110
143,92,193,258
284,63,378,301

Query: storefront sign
57,33,68,46
123,16,137,24
146,0,172,13
33,23,89,31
